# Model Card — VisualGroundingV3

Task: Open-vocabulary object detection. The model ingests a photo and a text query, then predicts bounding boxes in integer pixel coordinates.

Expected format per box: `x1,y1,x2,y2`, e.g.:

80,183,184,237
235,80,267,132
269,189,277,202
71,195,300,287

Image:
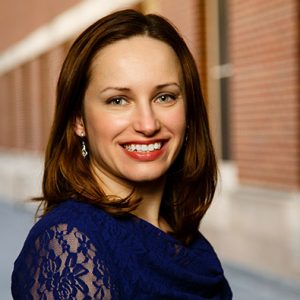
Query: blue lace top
12,199,232,299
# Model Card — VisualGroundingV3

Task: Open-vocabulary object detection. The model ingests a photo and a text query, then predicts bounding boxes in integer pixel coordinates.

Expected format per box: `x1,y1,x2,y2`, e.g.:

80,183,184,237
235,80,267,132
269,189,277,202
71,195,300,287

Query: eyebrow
99,82,181,94
99,87,130,95
155,82,181,90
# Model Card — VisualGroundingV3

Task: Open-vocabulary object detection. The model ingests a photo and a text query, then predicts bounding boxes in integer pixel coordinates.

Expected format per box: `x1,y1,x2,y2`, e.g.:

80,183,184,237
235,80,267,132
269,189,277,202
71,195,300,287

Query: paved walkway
1,199,300,300
1,200,35,300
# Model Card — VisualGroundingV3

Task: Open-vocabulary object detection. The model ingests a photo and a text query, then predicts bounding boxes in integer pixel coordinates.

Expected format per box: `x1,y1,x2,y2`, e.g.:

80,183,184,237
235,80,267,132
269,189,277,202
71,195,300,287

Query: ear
74,115,86,137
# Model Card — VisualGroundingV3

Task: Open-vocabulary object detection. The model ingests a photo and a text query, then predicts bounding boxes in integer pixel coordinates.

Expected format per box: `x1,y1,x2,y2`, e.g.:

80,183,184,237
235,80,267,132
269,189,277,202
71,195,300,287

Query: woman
12,9,232,299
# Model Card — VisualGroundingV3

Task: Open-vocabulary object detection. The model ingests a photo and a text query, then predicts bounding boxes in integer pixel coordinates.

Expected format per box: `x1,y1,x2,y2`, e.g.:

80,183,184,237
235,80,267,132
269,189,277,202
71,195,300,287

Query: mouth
122,142,163,153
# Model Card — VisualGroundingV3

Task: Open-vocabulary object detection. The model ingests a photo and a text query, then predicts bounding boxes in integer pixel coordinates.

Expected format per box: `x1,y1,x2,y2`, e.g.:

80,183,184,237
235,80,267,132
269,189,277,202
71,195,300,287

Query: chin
125,170,167,183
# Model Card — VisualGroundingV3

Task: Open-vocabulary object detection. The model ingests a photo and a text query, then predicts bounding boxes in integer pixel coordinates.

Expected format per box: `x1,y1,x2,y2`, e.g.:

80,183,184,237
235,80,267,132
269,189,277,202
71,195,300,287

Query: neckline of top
129,213,182,245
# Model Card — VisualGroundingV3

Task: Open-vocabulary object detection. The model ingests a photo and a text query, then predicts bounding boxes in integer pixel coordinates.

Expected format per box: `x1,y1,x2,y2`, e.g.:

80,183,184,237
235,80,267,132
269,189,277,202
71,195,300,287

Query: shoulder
192,233,233,298
31,199,109,237
12,200,120,299
13,199,117,275
189,232,225,271
191,231,218,252
40,199,107,224
19,199,116,259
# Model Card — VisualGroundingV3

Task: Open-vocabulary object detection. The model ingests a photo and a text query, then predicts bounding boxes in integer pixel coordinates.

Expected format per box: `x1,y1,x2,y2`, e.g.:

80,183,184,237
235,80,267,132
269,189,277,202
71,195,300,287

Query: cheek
85,111,129,141
165,108,186,138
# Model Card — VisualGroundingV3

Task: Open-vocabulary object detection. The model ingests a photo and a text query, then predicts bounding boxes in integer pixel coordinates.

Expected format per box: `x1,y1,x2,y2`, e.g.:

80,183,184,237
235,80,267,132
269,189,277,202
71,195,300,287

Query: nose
133,103,161,136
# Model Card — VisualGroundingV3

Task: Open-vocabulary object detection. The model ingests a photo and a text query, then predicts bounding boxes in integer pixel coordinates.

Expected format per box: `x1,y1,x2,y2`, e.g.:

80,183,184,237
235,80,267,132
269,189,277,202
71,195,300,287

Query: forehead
94,35,179,62
89,36,182,83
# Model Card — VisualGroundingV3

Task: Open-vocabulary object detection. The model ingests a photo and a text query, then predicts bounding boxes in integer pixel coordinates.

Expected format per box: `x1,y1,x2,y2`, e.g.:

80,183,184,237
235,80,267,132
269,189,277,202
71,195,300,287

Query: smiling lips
122,141,165,161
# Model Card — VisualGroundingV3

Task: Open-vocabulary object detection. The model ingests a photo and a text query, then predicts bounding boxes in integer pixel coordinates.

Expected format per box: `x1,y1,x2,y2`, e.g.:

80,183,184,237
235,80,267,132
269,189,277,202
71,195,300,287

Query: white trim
0,150,43,202
209,63,233,79
0,0,140,75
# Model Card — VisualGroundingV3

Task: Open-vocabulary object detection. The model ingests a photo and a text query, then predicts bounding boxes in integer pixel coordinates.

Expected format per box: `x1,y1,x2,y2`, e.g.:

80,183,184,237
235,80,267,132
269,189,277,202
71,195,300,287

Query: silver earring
81,133,88,158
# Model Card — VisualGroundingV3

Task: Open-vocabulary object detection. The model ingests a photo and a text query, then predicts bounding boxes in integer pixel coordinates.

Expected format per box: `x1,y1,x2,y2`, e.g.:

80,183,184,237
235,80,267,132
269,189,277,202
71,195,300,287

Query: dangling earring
81,133,88,159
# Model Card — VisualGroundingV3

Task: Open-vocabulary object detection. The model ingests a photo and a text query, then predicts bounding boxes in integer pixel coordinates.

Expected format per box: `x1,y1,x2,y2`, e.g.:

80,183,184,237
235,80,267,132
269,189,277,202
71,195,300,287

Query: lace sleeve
12,223,117,299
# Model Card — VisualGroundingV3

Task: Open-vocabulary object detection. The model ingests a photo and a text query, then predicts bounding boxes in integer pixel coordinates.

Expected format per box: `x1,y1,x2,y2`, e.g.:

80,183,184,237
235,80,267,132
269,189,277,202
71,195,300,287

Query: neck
92,162,168,230
133,178,166,229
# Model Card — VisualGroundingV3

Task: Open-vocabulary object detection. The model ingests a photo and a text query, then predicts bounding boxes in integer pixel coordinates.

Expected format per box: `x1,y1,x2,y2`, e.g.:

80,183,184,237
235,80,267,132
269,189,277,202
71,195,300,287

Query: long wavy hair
37,9,217,245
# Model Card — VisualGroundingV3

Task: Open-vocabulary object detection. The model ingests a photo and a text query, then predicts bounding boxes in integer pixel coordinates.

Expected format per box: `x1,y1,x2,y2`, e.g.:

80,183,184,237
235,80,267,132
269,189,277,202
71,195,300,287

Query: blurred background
0,0,299,299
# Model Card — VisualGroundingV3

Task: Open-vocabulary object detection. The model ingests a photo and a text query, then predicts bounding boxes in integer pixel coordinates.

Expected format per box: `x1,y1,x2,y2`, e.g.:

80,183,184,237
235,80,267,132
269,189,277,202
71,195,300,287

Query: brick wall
0,44,67,152
228,0,300,190
0,0,81,152
0,0,81,51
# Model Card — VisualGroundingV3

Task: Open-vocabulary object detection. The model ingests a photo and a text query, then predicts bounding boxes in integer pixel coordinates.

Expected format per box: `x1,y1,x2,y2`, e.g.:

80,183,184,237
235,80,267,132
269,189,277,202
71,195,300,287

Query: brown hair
38,9,217,245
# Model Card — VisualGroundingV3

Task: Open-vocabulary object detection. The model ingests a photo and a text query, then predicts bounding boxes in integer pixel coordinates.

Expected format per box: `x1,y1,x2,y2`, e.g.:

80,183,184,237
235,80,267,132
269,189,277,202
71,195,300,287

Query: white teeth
154,143,160,150
124,142,162,152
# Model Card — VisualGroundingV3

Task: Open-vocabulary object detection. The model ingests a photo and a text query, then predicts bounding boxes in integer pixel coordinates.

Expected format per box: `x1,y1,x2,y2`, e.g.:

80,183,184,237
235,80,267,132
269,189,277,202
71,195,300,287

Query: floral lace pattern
12,224,115,299
12,200,232,299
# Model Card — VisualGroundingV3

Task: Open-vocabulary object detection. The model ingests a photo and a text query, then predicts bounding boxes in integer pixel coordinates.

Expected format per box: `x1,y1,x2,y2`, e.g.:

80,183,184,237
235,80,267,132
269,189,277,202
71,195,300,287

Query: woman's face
75,36,186,192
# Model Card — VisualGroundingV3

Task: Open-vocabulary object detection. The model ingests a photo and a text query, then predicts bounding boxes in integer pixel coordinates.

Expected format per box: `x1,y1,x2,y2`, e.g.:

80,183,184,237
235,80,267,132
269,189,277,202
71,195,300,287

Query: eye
107,97,128,105
155,94,176,104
